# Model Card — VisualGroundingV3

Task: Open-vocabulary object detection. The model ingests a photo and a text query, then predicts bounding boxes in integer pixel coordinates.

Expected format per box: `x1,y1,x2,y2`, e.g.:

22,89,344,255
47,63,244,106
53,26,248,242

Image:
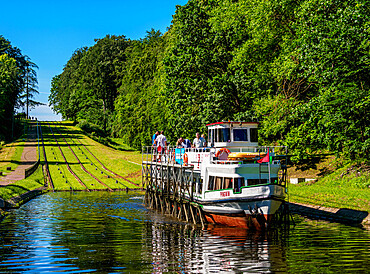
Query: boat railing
142,146,214,165
142,145,287,166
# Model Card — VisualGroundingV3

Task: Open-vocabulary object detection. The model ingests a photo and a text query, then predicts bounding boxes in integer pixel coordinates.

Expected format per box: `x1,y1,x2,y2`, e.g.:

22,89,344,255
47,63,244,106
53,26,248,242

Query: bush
77,120,105,137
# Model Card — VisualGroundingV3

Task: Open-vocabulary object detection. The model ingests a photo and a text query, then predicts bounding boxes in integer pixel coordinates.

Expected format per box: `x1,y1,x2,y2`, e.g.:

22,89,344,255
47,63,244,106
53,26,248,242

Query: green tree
49,47,88,121
112,29,168,148
0,54,19,139
0,36,37,140
18,57,43,118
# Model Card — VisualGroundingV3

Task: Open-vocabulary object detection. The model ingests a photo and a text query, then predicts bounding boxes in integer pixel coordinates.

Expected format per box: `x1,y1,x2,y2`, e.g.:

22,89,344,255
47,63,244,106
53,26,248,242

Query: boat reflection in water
143,220,287,273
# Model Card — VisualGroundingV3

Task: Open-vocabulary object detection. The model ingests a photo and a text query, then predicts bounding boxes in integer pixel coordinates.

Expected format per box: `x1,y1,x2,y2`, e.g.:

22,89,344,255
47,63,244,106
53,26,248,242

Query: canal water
0,192,368,273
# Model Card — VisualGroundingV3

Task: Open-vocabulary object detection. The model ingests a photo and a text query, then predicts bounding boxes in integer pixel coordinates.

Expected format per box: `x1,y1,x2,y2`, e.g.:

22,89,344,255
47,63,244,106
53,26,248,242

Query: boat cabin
206,121,259,149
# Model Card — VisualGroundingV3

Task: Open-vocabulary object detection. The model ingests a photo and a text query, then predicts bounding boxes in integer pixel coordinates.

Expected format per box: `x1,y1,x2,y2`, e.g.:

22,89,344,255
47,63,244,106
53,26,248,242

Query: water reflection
0,192,368,273
142,222,289,273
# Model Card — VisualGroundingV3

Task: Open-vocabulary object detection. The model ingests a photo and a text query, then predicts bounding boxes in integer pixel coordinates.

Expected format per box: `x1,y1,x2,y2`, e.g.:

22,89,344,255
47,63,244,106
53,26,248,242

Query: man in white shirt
193,132,203,148
155,131,167,152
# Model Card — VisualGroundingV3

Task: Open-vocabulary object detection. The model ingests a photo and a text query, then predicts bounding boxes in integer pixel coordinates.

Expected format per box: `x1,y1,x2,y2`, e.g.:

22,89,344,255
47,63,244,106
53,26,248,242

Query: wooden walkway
0,124,38,186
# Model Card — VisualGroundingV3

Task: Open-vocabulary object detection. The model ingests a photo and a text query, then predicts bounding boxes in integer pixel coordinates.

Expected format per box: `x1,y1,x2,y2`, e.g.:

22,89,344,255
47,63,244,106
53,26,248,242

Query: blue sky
1,0,187,120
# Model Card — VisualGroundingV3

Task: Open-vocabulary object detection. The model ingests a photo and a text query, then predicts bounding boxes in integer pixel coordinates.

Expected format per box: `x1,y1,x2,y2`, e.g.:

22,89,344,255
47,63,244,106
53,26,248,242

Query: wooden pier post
143,147,206,228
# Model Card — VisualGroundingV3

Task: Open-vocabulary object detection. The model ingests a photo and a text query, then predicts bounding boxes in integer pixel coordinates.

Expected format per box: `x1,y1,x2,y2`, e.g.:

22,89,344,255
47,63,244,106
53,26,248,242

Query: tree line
0,36,40,141
49,0,369,163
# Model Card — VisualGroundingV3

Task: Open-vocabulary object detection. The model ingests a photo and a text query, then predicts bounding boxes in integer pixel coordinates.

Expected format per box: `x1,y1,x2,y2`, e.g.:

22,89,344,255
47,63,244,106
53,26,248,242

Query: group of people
176,132,206,148
151,131,207,150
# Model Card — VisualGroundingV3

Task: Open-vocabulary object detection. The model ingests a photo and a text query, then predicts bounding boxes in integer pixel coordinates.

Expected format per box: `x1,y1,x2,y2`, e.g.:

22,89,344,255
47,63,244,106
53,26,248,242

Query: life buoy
215,148,231,158
183,153,188,165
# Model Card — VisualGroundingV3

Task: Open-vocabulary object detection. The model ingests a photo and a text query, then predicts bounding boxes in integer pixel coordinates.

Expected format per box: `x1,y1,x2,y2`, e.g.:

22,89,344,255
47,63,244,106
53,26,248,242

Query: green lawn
288,164,370,212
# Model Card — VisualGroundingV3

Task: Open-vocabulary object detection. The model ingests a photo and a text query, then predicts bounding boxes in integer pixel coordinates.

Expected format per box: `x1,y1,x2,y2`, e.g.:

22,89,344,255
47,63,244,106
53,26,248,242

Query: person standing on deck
200,134,207,147
155,131,167,153
182,138,191,148
193,132,203,148
152,131,159,146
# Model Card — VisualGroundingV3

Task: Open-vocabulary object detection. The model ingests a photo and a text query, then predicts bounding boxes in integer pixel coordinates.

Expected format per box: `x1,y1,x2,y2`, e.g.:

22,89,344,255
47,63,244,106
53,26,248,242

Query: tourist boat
143,121,288,230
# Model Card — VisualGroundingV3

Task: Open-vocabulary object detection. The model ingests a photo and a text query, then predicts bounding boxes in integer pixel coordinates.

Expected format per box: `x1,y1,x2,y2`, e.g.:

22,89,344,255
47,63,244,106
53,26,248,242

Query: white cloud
29,105,62,121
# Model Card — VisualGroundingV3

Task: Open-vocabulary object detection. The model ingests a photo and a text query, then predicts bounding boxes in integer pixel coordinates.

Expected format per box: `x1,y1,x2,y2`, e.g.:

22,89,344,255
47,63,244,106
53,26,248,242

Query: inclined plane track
48,123,90,191
39,122,54,191
48,123,114,191
55,122,139,188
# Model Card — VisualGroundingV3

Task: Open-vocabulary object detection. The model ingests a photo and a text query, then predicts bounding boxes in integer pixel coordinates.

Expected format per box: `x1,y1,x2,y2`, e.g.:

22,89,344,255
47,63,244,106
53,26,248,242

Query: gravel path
0,124,37,186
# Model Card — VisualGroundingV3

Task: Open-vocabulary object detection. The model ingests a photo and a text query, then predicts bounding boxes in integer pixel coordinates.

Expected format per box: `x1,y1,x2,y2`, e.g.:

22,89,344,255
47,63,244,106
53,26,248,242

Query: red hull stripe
205,213,272,230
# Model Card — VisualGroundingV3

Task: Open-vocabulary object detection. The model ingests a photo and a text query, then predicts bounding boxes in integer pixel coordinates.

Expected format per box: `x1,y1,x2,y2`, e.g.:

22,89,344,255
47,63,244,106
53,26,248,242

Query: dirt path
0,124,38,186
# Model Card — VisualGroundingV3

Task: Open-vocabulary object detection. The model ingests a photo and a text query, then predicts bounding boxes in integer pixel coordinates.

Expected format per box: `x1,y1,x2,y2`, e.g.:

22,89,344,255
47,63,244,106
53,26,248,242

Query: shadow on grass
40,143,83,147
0,160,37,166
289,203,369,227
0,184,32,201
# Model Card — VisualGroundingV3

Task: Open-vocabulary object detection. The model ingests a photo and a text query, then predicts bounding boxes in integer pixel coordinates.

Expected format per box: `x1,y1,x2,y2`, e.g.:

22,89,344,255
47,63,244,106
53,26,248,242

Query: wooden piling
143,152,207,228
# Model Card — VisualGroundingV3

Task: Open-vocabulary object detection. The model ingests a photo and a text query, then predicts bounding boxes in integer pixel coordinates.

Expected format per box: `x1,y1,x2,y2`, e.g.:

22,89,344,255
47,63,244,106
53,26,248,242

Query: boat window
199,178,203,194
215,177,223,190
233,177,244,192
250,128,258,142
224,178,232,189
209,177,244,191
271,177,278,185
208,176,215,190
217,128,230,142
247,179,268,186
216,129,220,142
233,129,248,141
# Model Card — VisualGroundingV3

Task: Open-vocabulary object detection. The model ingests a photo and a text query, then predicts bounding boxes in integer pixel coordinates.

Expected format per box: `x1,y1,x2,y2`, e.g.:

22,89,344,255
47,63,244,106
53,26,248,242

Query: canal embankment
288,202,370,228
287,156,370,228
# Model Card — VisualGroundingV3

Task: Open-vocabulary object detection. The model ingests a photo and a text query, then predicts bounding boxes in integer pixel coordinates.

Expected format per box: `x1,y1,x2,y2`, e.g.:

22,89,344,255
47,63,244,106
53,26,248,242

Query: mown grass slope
41,121,141,191
288,161,370,212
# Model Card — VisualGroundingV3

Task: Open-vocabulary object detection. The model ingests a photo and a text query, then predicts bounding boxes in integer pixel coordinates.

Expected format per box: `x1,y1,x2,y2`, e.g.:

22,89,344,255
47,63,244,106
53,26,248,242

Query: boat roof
206,121,259,127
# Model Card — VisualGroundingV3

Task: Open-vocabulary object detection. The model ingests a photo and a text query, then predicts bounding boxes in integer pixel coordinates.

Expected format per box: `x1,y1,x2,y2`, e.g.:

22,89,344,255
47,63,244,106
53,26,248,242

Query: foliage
49,35,129,132
112,29,169,149
49,0,370,163
18,57,43,117
0,36,39,141
0,53,19,140
77,119,105,137
286,84,370,162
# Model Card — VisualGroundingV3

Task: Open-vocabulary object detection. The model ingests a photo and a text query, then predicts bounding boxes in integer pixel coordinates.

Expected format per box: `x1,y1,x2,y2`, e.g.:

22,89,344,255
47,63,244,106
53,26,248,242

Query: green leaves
0,36,36,141
286,84,370,161
48,0,370,162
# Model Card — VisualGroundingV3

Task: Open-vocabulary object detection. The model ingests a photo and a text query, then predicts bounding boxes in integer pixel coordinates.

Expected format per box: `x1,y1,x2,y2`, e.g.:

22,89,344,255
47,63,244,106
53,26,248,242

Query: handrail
24,159,40,178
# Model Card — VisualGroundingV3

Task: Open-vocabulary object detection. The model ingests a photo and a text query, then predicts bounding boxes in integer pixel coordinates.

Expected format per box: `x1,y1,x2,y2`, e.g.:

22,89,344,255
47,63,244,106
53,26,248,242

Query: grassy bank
288,161,370,212
1,121,142,208
0,165,45,201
